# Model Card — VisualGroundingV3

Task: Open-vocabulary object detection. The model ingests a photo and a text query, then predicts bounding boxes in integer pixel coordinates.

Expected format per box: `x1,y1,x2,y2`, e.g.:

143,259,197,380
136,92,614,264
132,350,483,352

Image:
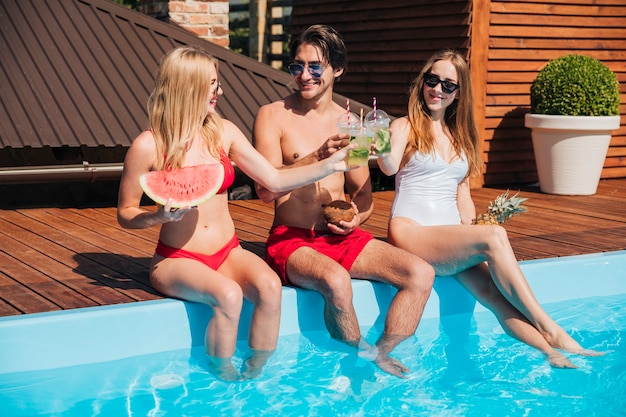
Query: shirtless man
253,24,435,378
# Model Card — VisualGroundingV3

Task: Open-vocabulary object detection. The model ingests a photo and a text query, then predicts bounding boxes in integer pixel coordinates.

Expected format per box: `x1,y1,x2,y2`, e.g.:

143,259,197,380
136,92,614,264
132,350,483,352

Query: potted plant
524,54,621,195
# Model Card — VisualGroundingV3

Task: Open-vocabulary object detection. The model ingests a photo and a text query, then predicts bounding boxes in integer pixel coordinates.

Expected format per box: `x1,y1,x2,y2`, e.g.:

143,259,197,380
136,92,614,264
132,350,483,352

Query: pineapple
473,190,528,225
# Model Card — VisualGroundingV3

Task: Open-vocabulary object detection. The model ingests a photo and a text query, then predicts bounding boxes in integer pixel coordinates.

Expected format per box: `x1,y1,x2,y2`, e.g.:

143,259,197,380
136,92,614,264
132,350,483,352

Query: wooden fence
289,0,626,186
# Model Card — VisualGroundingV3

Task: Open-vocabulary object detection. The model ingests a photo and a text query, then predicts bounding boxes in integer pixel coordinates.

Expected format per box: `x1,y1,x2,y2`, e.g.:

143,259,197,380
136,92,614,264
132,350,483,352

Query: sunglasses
423,73,459,94
287,63,325,78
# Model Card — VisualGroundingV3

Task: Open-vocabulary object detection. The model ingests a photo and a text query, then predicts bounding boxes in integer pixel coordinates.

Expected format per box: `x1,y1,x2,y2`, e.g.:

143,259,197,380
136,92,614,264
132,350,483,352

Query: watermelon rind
139,164,225,208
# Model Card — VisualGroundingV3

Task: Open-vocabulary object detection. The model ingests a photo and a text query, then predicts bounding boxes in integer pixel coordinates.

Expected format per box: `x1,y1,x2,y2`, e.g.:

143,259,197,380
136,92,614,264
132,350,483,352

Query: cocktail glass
336,112,361,136
347,126,371,167
337,112,370,167
364,109,391,155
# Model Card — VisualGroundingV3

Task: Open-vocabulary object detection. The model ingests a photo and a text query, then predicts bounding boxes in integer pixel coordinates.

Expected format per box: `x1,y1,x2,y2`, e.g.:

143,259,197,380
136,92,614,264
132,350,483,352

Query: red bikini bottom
155,234,240,270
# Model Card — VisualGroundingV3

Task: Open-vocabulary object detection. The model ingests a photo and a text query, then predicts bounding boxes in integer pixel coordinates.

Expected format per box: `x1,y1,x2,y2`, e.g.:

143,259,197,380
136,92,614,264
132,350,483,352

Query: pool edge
1,250,624,374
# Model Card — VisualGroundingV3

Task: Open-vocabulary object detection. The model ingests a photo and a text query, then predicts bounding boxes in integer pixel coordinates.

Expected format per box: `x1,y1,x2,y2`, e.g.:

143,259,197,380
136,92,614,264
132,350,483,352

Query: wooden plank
491,1,626,16
488,49,626,61
490,14,626,28
489,38,626,52
470,0,491,189
0,270,62,315
3,209,153,273
77,207,161,244
0,298,21,317
0,212,159,302
17,208,155,260
48,207,152,250
0,179,625,317
0,242,100,311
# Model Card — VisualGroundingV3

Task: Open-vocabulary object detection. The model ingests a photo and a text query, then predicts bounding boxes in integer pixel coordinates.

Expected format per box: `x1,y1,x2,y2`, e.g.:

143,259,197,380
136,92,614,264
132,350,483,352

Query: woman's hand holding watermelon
158,199,197,223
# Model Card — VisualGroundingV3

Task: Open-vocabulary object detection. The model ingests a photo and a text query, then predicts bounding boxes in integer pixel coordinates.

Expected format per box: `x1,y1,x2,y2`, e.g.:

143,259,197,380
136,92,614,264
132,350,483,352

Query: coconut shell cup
323,200,356,226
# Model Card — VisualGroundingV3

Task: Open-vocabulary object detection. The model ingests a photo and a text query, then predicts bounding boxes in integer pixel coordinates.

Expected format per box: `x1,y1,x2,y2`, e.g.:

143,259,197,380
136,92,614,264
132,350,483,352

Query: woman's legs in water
150,255,244,380
150,245,282,380
456,263,575,368
219,247,283,378
388,217,602,360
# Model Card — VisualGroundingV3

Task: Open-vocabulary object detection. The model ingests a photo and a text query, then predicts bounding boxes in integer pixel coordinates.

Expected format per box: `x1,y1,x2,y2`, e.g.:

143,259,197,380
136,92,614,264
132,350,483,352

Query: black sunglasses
287,63,325,78
423,73,459,94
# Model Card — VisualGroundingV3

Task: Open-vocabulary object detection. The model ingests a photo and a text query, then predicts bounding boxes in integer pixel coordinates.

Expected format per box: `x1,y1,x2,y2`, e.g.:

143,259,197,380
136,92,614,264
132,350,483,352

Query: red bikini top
158,140,234,195
217,147,235,194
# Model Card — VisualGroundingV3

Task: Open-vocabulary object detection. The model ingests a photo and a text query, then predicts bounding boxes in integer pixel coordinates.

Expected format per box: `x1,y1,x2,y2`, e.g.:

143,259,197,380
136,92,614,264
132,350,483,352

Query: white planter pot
524,114,621,195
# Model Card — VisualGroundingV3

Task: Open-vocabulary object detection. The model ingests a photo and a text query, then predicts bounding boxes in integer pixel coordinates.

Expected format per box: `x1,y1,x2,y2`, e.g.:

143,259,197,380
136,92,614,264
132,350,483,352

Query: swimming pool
1,250,624,416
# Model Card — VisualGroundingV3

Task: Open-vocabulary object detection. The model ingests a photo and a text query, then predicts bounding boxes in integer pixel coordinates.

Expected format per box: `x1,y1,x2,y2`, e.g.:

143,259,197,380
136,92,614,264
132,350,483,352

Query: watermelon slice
139,164,225,208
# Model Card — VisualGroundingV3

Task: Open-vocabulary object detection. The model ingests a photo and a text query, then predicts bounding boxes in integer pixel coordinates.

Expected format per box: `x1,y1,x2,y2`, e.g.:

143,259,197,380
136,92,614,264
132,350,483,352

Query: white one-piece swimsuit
390,151,468,226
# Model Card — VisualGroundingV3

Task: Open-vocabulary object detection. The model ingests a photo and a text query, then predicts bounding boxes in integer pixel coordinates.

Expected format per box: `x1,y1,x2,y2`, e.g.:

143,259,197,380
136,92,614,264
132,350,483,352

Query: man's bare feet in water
242,349,274,380
375,353,410,378
352,337,409,378
208,356,242,381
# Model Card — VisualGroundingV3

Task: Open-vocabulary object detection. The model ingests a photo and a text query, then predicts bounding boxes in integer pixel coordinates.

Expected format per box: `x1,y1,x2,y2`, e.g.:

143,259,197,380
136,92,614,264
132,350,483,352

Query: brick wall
167,0,230,47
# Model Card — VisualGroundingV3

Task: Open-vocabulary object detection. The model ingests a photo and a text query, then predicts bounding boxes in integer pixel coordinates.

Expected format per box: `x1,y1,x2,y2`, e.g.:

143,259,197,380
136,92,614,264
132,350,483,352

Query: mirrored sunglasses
287,63,325,78
424,73,459,94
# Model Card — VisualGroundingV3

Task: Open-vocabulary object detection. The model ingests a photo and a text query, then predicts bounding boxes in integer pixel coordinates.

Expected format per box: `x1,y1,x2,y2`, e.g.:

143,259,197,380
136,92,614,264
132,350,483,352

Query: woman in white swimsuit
377,50,602,368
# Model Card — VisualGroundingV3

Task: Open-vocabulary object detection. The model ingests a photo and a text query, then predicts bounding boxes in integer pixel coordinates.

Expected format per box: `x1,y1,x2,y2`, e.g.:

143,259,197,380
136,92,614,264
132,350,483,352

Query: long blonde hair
148,46,223,170
403,50,482,178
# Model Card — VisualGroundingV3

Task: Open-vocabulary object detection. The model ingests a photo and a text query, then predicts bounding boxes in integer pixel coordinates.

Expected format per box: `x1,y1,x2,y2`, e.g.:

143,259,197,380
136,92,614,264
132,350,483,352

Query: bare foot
356,340,379,361
545,350,577,369
207,355,242,381
568,348,606,357
543,330,605,357
374,353,410,378
241,349,274,380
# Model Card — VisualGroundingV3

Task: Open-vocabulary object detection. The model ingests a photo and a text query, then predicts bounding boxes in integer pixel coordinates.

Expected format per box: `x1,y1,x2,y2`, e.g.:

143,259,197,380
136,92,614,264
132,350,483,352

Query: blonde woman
377,50,602,368
117,46,355,381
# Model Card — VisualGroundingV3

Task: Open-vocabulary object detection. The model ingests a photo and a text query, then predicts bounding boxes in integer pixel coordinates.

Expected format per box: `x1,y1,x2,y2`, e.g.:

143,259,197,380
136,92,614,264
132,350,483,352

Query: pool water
1,293,624,417
1,251,625,416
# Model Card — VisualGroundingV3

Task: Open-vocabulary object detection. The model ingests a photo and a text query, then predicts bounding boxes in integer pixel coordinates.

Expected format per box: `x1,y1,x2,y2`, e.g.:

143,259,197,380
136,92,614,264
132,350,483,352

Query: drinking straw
346,99,351,126
373,97,377,119
360,108,364,131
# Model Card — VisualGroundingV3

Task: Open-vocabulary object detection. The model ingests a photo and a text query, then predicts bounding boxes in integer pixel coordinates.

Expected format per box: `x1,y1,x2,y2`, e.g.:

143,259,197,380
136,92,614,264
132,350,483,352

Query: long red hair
403,50,482,178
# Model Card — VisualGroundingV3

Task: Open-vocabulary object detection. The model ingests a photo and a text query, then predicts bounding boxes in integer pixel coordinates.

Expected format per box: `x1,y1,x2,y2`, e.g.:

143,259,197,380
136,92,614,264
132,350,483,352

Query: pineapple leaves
474,190,528,225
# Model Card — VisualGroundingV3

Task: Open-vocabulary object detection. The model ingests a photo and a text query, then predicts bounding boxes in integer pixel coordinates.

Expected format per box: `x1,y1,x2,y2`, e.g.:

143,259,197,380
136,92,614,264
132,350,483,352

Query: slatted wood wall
481,0,626,185
290,0,472,117
290,0,626,186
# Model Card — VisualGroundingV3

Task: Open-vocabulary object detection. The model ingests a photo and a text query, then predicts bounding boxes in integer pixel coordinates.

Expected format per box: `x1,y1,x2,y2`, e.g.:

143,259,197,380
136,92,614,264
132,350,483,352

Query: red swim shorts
264,225,374,285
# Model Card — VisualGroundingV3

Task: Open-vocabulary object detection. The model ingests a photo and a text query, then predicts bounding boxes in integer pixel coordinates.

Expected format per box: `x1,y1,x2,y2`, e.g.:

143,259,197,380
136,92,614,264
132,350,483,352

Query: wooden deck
1,179,625,318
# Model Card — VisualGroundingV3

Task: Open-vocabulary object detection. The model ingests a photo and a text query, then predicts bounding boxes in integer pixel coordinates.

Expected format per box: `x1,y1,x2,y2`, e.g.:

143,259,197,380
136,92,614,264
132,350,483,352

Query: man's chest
281,120,338,164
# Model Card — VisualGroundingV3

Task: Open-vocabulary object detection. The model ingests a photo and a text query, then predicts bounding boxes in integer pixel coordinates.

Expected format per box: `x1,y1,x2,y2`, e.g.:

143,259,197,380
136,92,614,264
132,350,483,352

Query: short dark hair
290,24,347,72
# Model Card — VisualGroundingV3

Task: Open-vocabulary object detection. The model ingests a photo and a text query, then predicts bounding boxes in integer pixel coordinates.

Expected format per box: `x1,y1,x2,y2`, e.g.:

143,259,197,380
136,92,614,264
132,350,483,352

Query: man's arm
324,164,373,235
345,165,374,225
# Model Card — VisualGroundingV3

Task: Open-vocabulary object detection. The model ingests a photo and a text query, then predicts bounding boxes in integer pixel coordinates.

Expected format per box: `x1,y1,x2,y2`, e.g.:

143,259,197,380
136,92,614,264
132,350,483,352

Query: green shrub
530,54,620,116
